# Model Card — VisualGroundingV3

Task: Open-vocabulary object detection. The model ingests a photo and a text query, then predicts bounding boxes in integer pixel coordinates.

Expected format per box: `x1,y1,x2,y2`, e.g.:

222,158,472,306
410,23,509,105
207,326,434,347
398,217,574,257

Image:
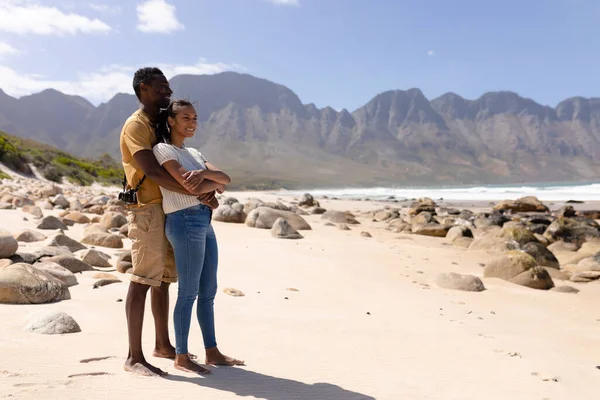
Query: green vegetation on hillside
0,131,122,186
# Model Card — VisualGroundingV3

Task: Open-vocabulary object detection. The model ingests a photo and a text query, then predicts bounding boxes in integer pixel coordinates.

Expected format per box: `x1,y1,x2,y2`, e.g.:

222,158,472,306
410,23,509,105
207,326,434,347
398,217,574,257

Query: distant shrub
0,132,122,186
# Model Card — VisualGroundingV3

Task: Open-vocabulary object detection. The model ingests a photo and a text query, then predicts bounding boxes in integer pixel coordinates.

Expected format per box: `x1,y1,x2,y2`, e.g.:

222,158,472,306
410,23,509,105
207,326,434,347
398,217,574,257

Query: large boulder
213,205,246,223
246,207,311,230
40,184,62,197
544,217,600,245
22,205,43,219
25,311,81,334
116,251,133,273
44,233,87,253
483,251,554,290
271,217,303,239
435,272,485,292
36,216,67,230
63,212,90,224
51,194,70,208
34,261,78,287
298,193,318,208
497,225,539,247
408,198,436,216
0,230,19,258
493,196,549,213
521,242,560,269
14,229,47,243
84,223,108,236
243,198,265,213
99,212,127,230
321,210,359,225
75,249,112,268
0,263,71,304
81,233,123,248
42,255,94,273
446,226,473,243
412,223,450,237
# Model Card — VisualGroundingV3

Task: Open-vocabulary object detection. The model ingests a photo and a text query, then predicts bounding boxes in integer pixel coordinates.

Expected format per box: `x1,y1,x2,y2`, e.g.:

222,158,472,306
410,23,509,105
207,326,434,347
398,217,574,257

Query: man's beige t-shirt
120,109,162,206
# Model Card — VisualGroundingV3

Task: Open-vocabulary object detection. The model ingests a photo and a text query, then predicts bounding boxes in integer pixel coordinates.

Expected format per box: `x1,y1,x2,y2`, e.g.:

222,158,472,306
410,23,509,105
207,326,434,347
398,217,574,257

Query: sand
1,191,600,400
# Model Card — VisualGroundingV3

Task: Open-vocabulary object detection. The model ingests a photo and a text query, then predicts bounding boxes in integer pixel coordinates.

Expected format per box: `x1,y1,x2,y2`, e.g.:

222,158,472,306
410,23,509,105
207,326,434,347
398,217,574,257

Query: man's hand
182,170,206,193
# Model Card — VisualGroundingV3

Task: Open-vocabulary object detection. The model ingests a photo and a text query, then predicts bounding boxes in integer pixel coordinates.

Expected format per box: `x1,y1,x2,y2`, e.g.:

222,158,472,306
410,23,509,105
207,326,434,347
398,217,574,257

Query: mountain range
1,71,600,189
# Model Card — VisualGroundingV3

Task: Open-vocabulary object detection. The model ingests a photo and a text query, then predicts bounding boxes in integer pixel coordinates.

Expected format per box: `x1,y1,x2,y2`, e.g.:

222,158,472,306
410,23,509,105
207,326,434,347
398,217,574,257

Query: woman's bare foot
205,347,245,366
174,354,211,375
124,358,167,377
153,347,197,360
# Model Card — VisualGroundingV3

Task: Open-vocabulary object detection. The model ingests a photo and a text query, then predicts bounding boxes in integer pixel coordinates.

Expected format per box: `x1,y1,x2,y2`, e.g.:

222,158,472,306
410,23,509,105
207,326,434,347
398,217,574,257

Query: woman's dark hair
155,99,195,144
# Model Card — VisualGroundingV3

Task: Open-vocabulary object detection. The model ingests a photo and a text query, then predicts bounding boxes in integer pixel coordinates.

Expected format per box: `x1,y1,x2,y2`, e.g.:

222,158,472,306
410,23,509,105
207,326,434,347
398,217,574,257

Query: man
120,67,217,377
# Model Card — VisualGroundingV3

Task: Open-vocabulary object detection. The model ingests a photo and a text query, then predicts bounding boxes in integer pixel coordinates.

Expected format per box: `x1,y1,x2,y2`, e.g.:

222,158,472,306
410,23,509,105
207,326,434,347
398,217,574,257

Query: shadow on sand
165,366,375,400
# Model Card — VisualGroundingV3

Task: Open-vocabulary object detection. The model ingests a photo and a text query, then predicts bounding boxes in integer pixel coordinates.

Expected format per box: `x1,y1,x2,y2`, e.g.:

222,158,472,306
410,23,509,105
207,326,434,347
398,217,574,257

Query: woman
153,99,244,375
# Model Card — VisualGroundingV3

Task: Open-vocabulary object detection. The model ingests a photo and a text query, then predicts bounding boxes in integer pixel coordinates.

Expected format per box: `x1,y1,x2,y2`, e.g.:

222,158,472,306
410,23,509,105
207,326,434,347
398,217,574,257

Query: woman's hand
215,183,226,194
182,170,206,193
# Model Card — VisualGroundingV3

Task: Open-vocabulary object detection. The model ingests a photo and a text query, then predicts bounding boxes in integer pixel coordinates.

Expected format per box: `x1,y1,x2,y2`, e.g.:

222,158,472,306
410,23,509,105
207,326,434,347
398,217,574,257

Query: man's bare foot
205,347,245,366
153,347,197,360
124,358,167,377
174,354,211,375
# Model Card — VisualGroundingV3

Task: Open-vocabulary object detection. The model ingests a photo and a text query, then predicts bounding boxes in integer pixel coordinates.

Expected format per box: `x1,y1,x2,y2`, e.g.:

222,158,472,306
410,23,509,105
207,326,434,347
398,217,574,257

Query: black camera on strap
119,173,146,205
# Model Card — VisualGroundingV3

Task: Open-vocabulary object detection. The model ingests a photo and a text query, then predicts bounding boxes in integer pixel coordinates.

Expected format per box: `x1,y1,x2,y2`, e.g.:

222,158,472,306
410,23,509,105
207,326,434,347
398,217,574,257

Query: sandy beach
2,182,600,400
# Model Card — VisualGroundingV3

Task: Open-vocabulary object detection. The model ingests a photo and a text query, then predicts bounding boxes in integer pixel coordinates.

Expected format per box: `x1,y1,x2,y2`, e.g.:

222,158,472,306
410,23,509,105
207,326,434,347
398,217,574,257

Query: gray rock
36,216,67,230
42,255,94,273
100,212,127,229
0,263,70,304
484,251,554,290
14,229,47,243
521,242,560,269
246,207,311,230
321,210,359,225
0,230,18,258
51,194,70,208
213,205,246,223
44,233,87,253
446,226,473,243
81,233,123,248
75,249,112,268
271,217,303,239
34,261,78,287
25,311,81,334
435,272,485,292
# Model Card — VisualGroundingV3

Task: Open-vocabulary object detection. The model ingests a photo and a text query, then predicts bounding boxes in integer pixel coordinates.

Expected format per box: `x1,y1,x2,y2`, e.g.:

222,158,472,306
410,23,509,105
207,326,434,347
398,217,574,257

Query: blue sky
0,0,598,111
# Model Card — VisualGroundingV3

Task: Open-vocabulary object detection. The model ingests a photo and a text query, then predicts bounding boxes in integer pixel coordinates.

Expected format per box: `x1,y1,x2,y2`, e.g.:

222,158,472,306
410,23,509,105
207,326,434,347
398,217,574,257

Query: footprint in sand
68,372,113,378
531,372,560,383
0,370,21,377
79,356,116,364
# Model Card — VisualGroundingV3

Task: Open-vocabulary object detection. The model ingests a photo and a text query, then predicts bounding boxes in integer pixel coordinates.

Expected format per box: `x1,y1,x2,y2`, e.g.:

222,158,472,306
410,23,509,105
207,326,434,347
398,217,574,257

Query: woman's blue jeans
165,204,218,355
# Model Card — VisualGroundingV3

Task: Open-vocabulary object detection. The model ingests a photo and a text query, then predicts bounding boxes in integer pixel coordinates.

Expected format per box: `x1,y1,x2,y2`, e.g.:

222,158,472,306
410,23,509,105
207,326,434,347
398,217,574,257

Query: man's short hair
133,67,165,100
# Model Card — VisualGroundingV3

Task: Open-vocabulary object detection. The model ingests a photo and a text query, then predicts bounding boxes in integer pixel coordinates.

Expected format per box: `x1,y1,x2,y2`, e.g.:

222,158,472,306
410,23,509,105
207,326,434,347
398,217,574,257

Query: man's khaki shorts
126,203,177,287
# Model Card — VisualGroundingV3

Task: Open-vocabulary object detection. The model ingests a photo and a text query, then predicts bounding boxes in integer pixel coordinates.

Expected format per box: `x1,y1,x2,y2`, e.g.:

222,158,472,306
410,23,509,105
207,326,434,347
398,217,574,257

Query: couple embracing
119,67,243,376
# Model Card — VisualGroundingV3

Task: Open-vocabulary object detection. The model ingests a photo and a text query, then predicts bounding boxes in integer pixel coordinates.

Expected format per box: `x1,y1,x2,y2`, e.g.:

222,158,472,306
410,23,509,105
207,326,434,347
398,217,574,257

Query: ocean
276,182,600,202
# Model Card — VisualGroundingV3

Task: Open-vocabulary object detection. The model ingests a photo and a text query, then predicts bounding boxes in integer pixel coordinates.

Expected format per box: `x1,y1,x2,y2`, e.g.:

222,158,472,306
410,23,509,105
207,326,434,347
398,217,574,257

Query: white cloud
0,42,20,56
265,0,300,5
136,0,183,34
89,3,122,14
427,50,435,56
0,0,111,35
0,60,245,104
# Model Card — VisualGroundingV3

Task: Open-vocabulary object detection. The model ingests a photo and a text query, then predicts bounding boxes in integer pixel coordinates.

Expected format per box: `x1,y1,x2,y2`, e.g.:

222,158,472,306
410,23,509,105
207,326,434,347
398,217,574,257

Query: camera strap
122,173,146,192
